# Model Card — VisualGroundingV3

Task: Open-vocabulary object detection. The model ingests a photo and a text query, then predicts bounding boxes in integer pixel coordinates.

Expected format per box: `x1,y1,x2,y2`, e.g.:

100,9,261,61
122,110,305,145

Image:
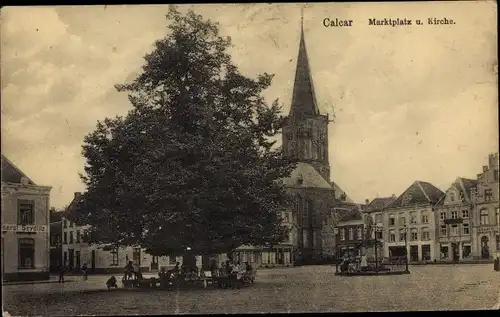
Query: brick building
471,153,500,260
434,177,477,262
1,155,52,282
49,209,63,273
383,181,444,263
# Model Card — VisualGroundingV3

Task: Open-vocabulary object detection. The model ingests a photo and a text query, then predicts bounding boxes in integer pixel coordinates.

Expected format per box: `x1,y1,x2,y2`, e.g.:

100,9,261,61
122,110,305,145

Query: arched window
449,192,455,202
480,209,489,225
296,195,303,225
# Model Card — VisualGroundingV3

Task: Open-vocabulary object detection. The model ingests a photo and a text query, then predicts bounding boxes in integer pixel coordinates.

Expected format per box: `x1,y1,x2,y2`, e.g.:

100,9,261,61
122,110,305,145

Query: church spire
289,10,320,119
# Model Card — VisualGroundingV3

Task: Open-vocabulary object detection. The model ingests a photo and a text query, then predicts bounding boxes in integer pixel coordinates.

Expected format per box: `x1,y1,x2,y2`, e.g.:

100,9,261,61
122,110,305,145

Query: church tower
282,14,331,183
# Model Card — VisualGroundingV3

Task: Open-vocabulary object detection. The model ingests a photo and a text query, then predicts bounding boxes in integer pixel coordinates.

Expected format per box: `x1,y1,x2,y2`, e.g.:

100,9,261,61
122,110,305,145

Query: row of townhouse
361,153,500,263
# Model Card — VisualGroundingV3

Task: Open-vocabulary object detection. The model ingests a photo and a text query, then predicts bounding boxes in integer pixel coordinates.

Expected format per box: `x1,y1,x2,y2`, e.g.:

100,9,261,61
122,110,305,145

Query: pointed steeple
289,11,320,119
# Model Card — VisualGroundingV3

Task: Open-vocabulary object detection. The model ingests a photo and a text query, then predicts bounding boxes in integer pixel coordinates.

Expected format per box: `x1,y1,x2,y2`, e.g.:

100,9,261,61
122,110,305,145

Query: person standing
81,263,88,281
360,253,368,271
58,264,66,284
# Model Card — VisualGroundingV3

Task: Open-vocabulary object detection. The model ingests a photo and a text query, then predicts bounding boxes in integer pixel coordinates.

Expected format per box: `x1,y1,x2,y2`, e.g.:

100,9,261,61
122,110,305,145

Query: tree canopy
74,6,296,256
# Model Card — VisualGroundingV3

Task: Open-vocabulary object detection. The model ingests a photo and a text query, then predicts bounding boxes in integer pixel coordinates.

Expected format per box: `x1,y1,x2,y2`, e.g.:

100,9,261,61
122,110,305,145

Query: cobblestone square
3,264,499,315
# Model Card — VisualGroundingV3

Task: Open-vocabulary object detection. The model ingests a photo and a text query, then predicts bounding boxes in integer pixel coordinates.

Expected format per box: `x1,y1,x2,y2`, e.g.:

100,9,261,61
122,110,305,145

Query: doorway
151,256,158,271
410,246,419,262
481,236,490,259
91,250,96,273
68,249,74,271
451,243,459,262
76,251,81,270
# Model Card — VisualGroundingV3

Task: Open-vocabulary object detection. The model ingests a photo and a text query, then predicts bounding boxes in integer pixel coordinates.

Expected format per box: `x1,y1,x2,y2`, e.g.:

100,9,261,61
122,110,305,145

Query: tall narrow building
282,15,331,182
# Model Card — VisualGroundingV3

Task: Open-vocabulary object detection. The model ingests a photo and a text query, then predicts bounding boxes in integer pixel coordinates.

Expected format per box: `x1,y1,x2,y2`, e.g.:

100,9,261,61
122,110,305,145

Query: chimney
482,165,488,172
50,207,56,213
74,192,82,199
365,199,369,205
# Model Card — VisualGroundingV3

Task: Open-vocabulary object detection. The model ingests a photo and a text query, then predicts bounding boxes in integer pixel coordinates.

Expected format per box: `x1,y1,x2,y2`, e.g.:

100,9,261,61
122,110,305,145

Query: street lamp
333,227,339,273
374,225,383,272
401,225,409,272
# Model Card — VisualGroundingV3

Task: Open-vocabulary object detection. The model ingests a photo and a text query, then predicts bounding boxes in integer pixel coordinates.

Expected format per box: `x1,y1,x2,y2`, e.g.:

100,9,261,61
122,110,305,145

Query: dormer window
297,174,303,185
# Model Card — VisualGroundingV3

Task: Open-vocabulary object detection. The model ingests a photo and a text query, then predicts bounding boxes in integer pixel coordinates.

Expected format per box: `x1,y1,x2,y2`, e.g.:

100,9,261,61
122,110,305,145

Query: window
451,224,459,236
389,231,396,242
76,230,81,243
494,169,499,181
18,238,35,269
63,251,67,266
64,219,68,228
462,210,469,219
110,247,118,266
348,228,354,240
485,189,493,201
63,232,67,244
399,215,406,226
376,231,383,240
69,232,74,244
440,225,447,236
18,200,34,225
357,227,362,240
421,213,429,224
69,221,73,228
421,228,430,241
411,230,418,241
389,215,395,226
440,212,447,220
340,228,345,241
283,212,290,223
410,212,417,224
496,208,499,225
399,229,407,242
451,211,458,219
450,192,455,201
480,209,489,225
375,214,382,223
463,223,470,235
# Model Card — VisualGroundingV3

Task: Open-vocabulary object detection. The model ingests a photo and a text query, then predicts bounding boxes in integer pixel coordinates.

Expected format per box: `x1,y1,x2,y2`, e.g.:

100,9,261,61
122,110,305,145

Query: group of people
58,262,88,283
339,253,369,273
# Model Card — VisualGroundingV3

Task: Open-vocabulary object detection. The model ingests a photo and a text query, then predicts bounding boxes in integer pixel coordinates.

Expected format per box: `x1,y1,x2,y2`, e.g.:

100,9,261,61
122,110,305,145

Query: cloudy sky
1,2,498,208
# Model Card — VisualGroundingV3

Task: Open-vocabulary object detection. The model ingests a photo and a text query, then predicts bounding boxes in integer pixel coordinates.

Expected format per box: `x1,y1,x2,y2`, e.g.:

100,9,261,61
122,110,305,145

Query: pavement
493,288,500,310
2,264,499,315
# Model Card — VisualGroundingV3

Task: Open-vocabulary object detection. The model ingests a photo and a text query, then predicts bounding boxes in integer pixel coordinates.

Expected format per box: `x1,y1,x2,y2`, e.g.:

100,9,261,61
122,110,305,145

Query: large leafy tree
75,6,296,256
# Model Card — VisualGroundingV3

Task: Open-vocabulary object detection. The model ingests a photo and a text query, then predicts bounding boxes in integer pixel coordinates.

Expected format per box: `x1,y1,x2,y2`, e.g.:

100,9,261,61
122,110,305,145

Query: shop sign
1,224,47,232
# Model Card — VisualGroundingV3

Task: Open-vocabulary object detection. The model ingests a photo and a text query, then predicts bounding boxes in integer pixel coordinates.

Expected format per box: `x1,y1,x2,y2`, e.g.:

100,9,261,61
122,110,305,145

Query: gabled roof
338,204,364,223
1,154,36,185
435,177,478,206
64,193,85,224
289,17,320,119
282,162,333,190
330,181,354,203
365,196,397,213
388,181,444,208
